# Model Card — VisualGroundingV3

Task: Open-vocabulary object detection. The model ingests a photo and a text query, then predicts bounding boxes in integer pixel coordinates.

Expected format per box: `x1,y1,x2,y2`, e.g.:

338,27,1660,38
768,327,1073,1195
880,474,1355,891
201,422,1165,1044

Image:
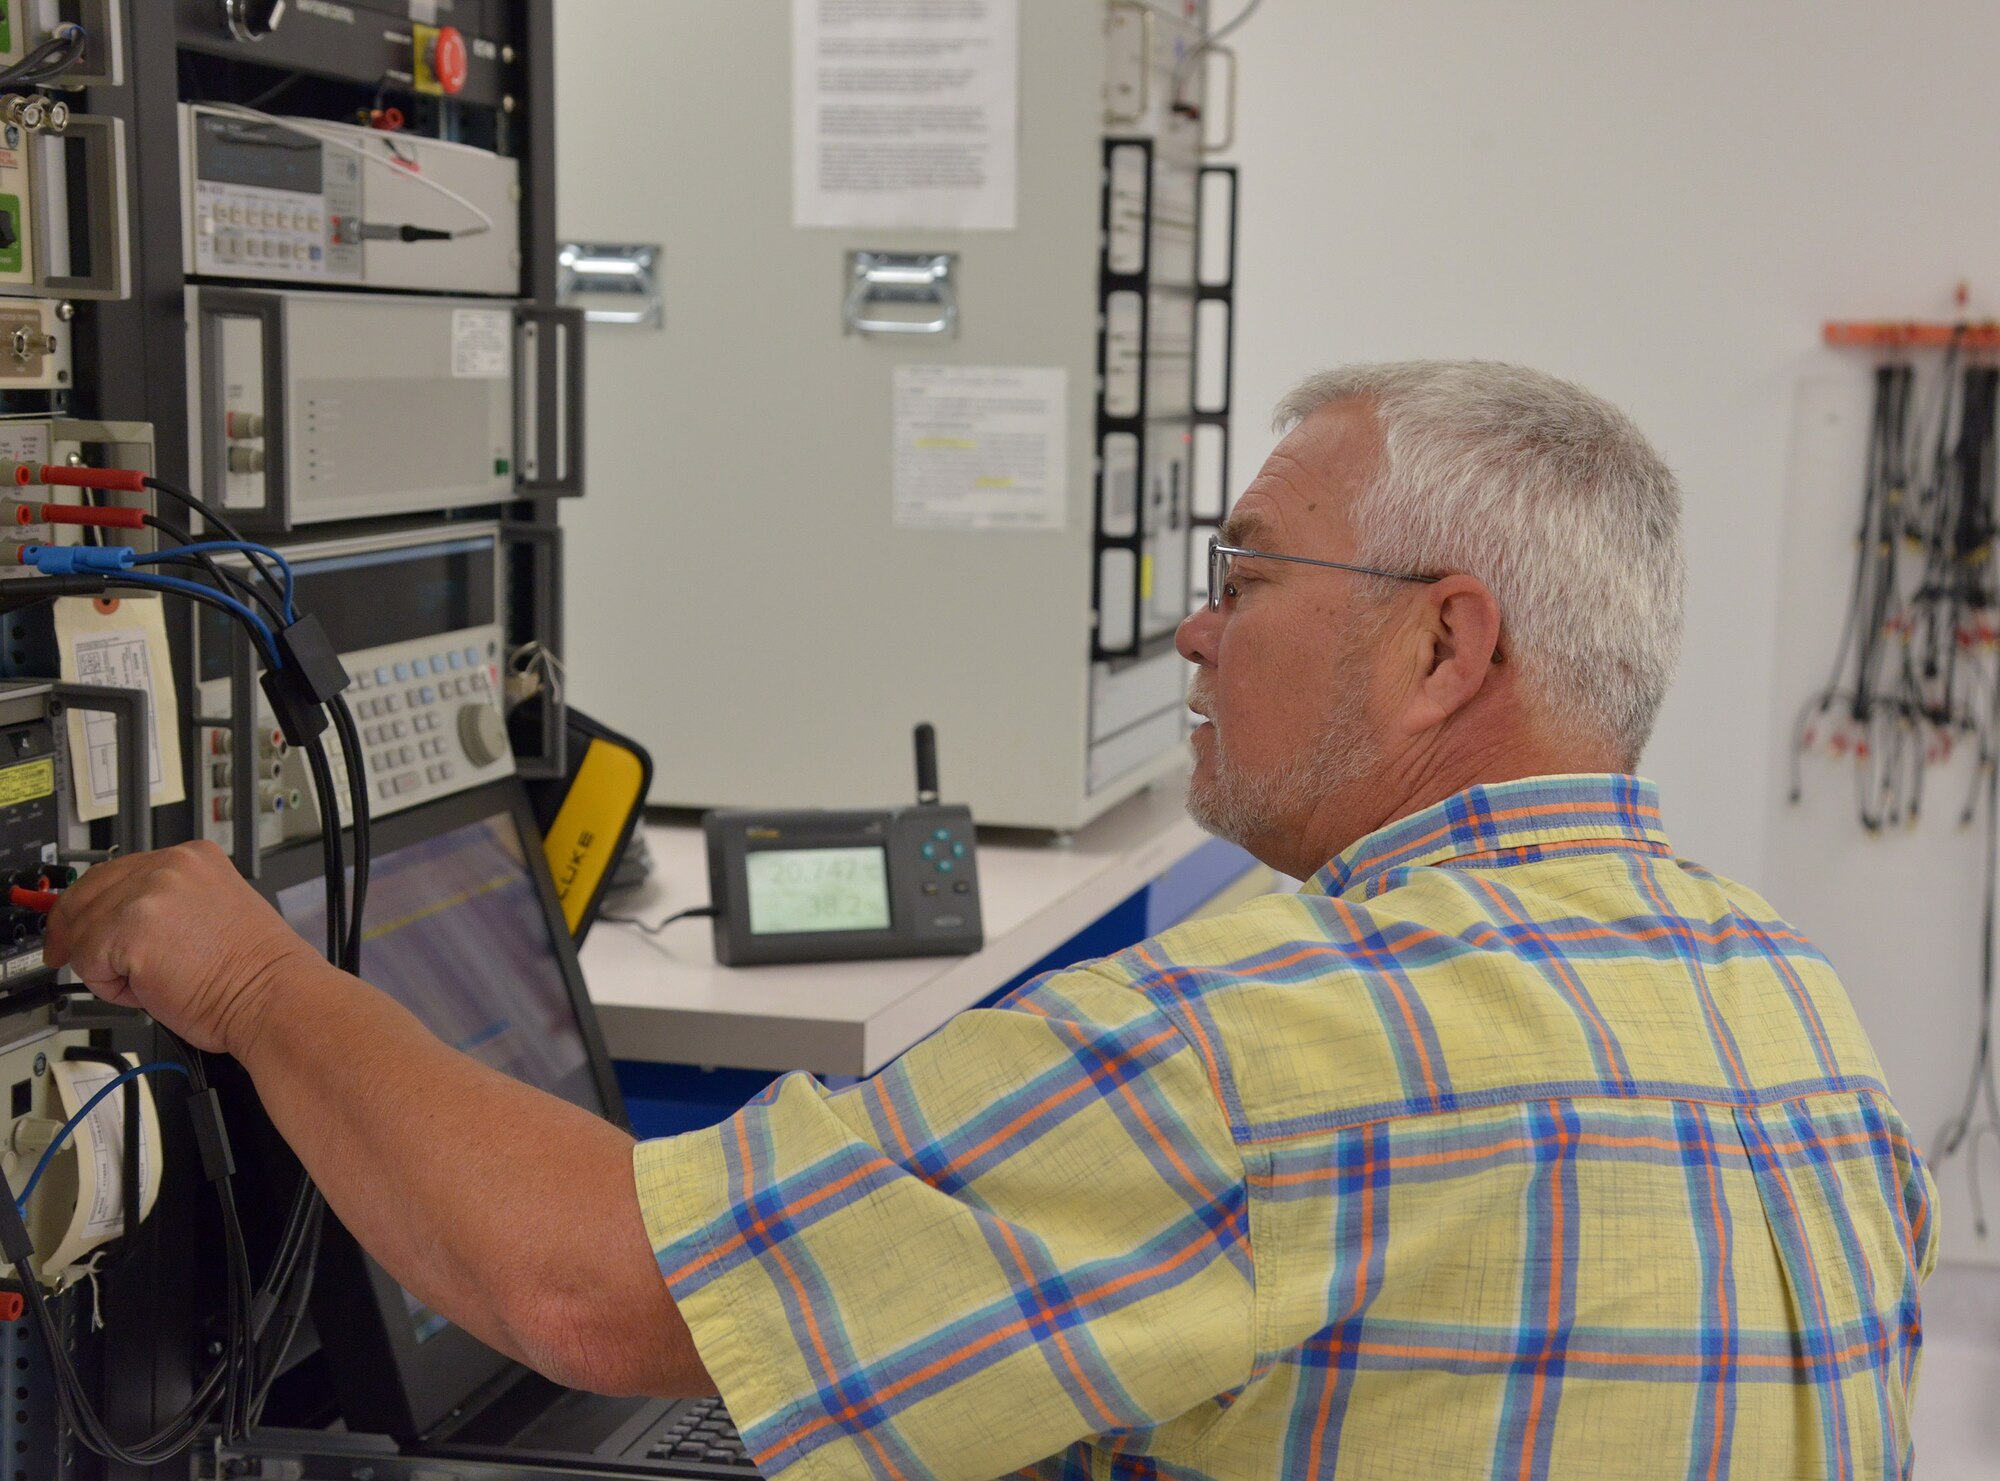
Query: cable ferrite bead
188,1089,237,1184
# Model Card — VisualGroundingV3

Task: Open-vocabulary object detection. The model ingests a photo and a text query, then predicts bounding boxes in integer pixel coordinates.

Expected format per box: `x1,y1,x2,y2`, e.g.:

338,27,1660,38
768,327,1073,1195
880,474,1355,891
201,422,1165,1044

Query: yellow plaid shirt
635,775,1935,1479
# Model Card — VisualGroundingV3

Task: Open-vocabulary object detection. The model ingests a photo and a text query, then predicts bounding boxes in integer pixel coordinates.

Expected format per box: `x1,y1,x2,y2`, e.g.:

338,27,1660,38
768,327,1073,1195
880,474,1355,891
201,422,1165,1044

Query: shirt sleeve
632,967,1254,1481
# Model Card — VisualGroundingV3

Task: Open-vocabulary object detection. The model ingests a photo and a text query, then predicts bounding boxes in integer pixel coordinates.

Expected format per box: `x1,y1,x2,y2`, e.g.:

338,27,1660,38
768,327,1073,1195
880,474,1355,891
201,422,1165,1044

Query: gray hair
1274,361,1684,764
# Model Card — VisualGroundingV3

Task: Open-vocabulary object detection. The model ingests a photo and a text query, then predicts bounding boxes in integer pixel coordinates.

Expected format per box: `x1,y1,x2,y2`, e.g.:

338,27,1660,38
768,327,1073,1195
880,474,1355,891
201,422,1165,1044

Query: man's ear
1402,574,1503,734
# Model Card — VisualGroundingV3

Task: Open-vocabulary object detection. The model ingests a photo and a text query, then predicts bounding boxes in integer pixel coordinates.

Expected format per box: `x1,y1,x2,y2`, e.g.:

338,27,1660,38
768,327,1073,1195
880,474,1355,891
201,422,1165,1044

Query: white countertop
579,774,1239,1077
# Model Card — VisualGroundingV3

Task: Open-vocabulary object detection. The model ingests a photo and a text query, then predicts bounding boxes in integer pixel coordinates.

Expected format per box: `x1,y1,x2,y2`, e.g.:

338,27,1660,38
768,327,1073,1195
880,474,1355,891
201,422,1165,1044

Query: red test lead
0,462,149,494
9,887,59,914
12,503,147,530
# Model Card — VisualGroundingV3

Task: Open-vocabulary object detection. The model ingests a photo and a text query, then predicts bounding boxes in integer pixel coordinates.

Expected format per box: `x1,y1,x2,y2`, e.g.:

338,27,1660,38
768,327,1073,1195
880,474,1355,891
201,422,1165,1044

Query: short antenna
914,723,939,805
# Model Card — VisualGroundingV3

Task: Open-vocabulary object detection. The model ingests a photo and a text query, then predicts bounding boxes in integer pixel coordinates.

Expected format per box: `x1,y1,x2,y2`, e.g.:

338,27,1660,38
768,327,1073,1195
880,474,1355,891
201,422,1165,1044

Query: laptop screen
261,783,627,1437
278,808,607,1349
277,811,604,1120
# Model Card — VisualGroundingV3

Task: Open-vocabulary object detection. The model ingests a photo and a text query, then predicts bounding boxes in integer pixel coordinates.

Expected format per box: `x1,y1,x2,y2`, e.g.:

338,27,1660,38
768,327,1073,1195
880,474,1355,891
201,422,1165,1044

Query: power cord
602,904,718,937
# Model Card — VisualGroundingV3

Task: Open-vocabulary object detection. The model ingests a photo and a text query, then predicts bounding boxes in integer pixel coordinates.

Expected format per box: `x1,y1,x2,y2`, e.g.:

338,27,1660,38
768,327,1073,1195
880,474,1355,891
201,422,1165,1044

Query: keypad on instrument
348,643,495,800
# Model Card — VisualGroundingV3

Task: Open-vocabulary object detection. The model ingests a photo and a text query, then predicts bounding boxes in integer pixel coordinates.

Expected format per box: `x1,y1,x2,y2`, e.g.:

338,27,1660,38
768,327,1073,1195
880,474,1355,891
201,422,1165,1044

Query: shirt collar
1307,774,1671,899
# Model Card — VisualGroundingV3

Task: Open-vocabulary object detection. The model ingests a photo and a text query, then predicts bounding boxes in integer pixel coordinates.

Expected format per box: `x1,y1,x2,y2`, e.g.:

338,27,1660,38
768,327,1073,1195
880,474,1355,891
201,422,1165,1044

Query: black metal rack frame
46,7,569,1476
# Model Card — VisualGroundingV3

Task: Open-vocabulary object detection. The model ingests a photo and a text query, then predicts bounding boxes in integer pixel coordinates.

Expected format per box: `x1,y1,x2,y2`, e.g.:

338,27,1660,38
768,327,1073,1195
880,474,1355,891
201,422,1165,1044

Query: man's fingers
68,969,136,1011
40,841,306,1056
45,842,213,960
44,852,166,970
46,849,157,932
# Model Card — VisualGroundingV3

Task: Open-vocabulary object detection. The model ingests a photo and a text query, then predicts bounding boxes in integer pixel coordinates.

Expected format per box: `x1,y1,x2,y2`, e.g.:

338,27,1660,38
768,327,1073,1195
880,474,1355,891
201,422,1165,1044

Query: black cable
0,1042,248,1464
1938,702,2000,1231
243,71,304,110
231,719,365,1422
141,513,287,626
218,1187,254,1437
303,735,346,966
0,573,283,668
1797,341,2000,1216
0,575,112,610
328,694,371,970
602,904,718,936
142,477,288,611
0,515,362,1459
249,1194,322,1422
0,24,86,89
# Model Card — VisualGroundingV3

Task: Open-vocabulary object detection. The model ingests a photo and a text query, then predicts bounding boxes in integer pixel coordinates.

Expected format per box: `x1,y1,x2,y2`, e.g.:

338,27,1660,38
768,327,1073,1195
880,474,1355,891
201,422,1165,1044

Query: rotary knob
223,0,287,42
457,702,508,768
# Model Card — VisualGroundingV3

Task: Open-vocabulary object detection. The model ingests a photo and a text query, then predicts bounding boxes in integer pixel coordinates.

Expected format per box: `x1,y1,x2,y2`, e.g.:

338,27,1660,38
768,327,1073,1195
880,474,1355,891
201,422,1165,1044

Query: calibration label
0,757,55,806
452,308,511,379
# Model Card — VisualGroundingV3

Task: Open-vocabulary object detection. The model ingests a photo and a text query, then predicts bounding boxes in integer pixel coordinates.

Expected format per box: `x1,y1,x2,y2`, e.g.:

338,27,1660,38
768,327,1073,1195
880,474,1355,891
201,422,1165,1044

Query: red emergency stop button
429,26,468,95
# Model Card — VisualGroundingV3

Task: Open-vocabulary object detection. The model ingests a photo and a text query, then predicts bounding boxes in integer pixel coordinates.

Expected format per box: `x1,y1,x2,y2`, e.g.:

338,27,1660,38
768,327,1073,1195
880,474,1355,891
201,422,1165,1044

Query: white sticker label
892,366,1067,532
451,308,511,379
37,1057,163,1277
793,0,1019,231
63,1061,152,1242
55,595,186,820
0,422,50,466
73,631,165,802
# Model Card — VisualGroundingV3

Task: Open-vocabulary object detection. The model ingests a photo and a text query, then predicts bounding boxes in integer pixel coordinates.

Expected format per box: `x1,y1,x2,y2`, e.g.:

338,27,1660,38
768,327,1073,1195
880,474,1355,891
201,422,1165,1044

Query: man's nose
1177,606,1219,667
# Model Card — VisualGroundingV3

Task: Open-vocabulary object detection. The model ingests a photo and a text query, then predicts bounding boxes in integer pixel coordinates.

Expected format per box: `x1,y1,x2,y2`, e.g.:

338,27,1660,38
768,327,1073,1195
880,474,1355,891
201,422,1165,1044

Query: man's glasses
1207,536,1440,612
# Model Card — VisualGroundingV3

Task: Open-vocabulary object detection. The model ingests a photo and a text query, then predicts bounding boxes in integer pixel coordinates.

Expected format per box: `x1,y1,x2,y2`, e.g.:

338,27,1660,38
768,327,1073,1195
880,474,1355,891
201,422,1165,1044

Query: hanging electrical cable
1795,326,2000,1227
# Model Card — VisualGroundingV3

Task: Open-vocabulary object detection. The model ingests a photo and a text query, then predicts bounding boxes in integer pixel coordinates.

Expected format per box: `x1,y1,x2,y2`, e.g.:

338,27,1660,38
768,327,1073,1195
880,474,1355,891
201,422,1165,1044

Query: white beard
1185,677,1379,856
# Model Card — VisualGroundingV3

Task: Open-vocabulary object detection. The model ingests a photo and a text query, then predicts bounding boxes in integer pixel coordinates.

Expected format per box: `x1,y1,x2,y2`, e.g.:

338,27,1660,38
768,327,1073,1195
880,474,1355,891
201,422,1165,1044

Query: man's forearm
232,959,709,1396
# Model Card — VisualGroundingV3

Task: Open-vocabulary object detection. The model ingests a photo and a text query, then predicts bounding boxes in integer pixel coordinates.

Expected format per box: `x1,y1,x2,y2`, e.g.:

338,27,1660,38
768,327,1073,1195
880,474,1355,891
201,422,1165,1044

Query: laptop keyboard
634,1395,759,1474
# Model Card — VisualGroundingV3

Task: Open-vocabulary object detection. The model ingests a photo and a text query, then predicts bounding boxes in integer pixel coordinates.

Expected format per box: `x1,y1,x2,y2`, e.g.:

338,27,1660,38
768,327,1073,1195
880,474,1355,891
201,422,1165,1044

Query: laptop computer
256,778,759,1477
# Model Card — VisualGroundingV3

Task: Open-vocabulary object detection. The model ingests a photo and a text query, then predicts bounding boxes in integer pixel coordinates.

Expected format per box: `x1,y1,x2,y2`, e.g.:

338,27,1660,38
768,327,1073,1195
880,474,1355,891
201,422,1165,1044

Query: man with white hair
48,362,1932,1478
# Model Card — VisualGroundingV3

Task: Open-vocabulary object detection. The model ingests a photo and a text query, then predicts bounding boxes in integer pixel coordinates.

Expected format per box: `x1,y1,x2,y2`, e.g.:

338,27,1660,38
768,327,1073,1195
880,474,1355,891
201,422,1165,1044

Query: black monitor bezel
251,777,629,1442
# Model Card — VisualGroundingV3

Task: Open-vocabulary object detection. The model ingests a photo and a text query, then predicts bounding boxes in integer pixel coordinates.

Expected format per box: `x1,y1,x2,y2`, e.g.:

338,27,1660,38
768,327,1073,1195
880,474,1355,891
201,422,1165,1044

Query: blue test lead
10,548,282,663
134,541,297,622
14,1062,193,1212
15,543,134,576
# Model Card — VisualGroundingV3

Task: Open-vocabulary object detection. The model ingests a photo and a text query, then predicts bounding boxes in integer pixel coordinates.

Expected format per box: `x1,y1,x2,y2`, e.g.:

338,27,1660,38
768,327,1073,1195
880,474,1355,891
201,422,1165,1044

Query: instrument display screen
198,537,495,681
745,846,893,935
196,115,323,195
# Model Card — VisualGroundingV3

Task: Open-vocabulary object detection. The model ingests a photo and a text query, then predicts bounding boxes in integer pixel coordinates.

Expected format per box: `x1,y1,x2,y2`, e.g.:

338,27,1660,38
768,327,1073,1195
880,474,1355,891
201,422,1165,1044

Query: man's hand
43,840,326,1057
44,840,705,1399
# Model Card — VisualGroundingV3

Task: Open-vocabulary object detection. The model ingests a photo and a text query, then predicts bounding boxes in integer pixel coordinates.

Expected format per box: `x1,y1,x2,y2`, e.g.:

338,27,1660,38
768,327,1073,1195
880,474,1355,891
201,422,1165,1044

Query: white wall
550,1,2000,1261
1228,2,2000,1262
